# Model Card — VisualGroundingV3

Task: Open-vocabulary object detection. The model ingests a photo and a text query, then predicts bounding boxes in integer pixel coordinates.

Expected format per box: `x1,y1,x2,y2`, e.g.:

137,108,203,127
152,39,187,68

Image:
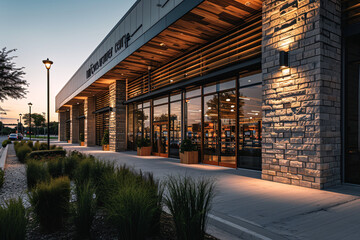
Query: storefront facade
56,0,360,189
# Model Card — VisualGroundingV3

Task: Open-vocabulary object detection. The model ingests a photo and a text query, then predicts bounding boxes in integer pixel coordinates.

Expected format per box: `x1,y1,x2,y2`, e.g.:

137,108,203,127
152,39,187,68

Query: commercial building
56,0,360,189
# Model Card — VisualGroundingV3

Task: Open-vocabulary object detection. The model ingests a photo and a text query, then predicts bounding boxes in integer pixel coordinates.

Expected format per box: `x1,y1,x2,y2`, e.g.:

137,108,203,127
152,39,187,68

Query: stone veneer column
109,80,126,151
262,0,341,189
58,111,66,141
84,97,96,146
70,105,79,143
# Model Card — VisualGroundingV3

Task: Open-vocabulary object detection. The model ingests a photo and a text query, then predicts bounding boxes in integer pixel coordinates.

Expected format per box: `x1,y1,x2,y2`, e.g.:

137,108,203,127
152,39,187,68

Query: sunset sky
0,0,136,125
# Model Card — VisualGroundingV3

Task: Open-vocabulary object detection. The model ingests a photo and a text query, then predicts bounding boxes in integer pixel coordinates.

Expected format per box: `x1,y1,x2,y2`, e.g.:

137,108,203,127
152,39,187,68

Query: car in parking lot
8,133,23,140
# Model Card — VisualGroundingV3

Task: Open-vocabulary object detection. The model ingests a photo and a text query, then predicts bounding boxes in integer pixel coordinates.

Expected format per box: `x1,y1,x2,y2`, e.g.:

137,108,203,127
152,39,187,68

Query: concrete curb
0,145,9,170
207,211,289,240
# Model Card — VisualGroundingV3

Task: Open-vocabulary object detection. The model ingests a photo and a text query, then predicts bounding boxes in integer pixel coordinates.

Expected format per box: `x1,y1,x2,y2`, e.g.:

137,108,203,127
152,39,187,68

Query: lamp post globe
43,58,53,150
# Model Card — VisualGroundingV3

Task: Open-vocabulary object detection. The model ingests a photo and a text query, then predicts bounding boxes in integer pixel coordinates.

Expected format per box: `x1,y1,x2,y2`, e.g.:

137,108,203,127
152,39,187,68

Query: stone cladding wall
262,0,341,189
109,80,127,152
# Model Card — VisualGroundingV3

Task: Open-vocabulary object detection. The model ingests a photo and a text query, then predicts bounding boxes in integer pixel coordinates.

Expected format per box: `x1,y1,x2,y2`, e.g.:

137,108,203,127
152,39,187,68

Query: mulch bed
26,211,219,240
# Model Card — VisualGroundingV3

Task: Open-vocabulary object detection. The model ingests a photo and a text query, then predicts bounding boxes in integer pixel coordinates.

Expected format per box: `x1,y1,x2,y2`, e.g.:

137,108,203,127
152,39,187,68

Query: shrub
101,129,109,146
27,150,66,160
2,139,11,148
0,169,4,188
27,140,33,149
63,155,80,179
74,181,96,237
74,158,95,186
47,158,64,178
104,179,162,240
34,141,40,151
0,198,27,240
16,144,32,163
164,176,216,240
137,137,151,148
39,142,48,150
26,160,50,189
29,176,70,232
179,139,198,153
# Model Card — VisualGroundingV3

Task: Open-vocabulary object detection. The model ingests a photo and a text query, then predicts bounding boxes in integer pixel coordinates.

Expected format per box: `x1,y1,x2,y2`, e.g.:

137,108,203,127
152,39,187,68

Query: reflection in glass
127,104,134,150
153,104,169,155
220,90,236,165
186,97,201,146
238,84,262,170
170,101,182,157
204,95,218,163
134,107,143,146
153,104,168,122
143,108,150,140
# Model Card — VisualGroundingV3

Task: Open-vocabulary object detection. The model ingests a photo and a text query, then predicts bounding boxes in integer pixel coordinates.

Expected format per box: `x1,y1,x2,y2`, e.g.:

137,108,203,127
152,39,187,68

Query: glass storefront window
153,104,168,122
170,101,182,157
204,83,217,95
143,108,150,140
345,33,360,184
186,97,201,146
170,93,181,102
127,104,134,150
220,90,236,165
186,88,201,98
238,84,262,170
204,94,218,163
154,97,168,106
219,78,236,91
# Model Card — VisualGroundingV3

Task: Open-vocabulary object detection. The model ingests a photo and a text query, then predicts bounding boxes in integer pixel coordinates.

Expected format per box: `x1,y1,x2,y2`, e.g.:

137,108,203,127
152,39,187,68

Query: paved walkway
58,142,360,240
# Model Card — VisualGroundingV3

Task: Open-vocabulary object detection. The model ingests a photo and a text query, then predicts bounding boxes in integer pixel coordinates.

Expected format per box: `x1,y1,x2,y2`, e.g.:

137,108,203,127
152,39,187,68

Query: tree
23,113,45,136
0,48,28,101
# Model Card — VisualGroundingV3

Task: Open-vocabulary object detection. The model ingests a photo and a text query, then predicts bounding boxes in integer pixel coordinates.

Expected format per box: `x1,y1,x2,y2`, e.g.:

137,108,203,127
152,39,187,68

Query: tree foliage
23,113,45,127
0,48,28,101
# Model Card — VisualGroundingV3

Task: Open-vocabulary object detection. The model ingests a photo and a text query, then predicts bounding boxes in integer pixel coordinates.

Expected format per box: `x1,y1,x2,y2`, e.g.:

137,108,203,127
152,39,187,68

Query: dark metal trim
341,37,346,184
66,119,71,123
78,115,85,119
124,58,261,104
93,106,112,114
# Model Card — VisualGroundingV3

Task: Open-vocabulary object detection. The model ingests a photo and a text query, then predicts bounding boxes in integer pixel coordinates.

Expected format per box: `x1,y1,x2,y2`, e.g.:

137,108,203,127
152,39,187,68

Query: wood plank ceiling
61,0,262,110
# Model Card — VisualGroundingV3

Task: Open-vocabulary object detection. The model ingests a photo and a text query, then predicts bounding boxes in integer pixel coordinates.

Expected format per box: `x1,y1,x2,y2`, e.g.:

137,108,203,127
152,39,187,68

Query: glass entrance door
153,122,168,157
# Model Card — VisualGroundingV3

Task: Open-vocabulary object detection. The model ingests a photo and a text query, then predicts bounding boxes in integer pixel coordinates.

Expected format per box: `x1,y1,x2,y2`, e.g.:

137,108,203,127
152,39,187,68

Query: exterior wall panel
56,0,186,111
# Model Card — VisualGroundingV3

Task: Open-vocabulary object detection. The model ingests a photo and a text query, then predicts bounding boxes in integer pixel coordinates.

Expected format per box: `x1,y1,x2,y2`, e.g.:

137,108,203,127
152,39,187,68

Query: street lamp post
19,113,22,134
28,102,32,140
42,58,53,150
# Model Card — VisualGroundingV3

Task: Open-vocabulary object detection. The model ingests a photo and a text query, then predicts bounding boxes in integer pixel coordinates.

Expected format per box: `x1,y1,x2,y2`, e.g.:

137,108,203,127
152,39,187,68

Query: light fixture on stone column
280,51,289,68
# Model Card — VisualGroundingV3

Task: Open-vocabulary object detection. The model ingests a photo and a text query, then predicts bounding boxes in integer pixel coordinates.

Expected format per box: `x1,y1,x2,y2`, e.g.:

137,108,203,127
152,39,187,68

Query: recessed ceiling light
160,42,165,47
208,107,211,109
231,109,234,112
245,2,251,6
231,105,235,108
226,98,230,102
170,79,173,83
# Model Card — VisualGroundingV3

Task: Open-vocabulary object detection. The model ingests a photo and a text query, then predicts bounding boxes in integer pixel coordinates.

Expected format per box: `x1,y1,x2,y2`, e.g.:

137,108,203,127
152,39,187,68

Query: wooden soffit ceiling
69,0,262,104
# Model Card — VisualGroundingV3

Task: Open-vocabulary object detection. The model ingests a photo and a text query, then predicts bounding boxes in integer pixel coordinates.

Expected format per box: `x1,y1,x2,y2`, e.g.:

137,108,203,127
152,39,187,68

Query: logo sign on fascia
86,24,143,79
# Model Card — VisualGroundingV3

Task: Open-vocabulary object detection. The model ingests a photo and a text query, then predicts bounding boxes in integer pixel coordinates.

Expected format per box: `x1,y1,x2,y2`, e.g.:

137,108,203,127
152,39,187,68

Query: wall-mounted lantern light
280,51,289,68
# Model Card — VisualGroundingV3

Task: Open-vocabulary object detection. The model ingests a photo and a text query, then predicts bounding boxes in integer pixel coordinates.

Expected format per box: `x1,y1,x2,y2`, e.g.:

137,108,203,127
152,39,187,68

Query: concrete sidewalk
58,142,360,240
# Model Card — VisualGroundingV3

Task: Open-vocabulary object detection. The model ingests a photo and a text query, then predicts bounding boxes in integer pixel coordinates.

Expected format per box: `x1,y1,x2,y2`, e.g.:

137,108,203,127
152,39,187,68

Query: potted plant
179,139,198,164
102,129,110,151
79,133,85,146
137,138,151,156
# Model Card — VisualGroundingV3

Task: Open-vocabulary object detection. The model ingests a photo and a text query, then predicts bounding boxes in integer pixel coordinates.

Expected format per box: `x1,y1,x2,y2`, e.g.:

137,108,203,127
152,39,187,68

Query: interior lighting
226,98,231,102
231,105,235,108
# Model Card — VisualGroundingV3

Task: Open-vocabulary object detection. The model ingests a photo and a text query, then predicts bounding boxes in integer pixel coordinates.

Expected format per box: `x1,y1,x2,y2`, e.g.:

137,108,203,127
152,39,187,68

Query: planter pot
180,151,198,164
80,142,85,146
102,144,110,151
67,140,71,143
137,146,152,156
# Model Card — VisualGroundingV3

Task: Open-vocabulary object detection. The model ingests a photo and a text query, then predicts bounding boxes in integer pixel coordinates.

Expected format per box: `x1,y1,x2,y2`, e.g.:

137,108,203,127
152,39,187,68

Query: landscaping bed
0,140,219,240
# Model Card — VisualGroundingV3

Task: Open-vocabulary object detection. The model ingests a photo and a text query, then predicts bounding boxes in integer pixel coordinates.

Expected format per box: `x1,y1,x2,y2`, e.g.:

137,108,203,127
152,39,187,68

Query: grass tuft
0,198,27,240
164,176,216,240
